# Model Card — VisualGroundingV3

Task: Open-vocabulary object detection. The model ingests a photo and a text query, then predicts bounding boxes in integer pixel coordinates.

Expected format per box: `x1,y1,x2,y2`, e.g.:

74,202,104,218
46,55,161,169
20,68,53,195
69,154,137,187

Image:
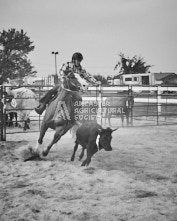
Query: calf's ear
111,127,119,132
97,128,103,134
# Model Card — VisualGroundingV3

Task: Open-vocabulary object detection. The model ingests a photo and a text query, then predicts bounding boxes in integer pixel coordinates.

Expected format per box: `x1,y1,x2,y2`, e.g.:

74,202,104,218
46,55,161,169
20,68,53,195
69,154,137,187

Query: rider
35,52,98,115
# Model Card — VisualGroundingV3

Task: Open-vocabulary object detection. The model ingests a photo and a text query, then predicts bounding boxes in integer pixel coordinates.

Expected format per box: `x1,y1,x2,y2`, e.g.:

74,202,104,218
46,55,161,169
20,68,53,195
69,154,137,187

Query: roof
160,73,177,81
114,75,121,79
153,72,176,81
111,72,177,81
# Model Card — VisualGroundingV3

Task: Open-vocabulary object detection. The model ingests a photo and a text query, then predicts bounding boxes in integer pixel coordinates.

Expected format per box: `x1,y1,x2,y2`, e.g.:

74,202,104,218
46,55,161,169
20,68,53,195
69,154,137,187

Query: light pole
52,51,59,75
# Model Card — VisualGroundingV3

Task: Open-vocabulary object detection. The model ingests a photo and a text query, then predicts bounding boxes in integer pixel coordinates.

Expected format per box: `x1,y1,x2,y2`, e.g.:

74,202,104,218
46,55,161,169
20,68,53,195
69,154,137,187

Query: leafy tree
0,28,37,84
93,74,108,85
114,52,152,74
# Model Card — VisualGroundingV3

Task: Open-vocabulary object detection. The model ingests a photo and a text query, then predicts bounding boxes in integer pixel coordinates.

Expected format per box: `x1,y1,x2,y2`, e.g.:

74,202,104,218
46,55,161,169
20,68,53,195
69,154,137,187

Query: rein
61,84,71,92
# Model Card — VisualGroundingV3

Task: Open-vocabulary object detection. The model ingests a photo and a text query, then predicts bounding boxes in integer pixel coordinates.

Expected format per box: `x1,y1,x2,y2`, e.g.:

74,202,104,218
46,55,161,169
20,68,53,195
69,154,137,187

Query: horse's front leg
42,123,73,157
38,121,49,145
33,121,49,154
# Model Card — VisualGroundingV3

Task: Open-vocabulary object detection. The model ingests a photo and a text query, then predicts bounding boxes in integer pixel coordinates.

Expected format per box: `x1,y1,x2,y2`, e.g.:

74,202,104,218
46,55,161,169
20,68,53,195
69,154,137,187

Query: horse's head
62,72,89,92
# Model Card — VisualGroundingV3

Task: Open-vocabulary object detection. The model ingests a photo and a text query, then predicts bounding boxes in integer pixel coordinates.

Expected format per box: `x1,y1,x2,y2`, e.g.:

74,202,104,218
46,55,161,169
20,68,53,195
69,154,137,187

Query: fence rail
1,85,177,141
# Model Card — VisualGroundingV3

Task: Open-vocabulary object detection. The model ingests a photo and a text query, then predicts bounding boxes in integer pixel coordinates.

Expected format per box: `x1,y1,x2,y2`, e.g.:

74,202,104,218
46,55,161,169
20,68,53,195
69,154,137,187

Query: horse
32,72,89,157
104,95,134,127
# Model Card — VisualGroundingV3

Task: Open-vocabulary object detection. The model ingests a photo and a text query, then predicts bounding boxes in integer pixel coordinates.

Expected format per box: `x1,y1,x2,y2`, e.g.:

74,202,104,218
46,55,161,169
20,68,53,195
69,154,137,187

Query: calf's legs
79,148,85,161
70,141,79,161
71,143,85,162
81,144,98,166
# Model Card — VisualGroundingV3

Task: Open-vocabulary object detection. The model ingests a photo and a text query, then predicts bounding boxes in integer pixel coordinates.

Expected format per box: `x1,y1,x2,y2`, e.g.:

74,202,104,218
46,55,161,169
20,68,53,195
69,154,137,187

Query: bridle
62,72,80,92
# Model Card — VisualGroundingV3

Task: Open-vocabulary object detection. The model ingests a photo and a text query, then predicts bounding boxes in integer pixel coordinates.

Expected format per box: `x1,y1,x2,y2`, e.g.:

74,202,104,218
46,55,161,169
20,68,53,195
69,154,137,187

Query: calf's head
98,127,118,151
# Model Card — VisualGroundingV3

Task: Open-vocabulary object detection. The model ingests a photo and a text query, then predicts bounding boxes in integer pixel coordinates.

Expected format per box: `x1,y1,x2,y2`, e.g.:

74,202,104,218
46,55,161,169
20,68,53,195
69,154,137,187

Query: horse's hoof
28,146,40,155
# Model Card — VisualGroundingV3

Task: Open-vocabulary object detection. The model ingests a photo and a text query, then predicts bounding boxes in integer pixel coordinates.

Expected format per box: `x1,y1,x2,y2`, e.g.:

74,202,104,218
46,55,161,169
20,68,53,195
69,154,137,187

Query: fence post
157,86,162,125
157,86,162,114
96,82,102,125
0,86,6,141
128,85,133,126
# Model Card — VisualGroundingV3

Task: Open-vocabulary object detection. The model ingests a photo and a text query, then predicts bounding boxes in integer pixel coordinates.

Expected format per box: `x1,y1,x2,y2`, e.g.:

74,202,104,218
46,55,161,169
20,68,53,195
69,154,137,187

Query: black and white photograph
0,0,177,220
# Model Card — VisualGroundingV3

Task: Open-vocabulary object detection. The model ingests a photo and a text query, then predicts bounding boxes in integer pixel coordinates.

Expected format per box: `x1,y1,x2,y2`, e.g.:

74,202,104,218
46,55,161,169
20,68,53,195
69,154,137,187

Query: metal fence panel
1,85,177,141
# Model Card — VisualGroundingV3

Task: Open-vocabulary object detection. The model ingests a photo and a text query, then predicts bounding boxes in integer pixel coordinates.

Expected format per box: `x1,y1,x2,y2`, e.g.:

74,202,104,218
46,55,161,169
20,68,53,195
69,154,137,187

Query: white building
118,72,176,86
23,75,57,86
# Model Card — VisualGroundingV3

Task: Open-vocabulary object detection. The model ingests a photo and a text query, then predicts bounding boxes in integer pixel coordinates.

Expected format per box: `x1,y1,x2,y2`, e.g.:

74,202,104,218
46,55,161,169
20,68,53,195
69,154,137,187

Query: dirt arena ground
0,124,177,221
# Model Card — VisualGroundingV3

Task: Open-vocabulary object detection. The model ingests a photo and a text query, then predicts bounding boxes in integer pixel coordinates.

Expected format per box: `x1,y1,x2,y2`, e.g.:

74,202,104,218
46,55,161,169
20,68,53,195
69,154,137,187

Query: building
107,75,120,86
161,73,177,85
23,74,58,86
107,75,114,86
117,72,177,86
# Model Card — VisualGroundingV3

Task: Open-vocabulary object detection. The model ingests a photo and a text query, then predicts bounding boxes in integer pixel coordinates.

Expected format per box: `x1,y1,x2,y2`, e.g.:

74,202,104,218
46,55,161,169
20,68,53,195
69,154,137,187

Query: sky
0,0,177,78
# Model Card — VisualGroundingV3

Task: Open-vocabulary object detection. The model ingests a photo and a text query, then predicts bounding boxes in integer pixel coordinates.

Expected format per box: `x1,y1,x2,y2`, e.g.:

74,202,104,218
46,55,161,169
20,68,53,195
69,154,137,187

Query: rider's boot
35,103,46,115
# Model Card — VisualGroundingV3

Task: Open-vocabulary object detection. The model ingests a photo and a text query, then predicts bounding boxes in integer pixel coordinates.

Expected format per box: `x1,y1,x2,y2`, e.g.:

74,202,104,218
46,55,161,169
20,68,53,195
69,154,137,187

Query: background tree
93,74,108,85
114,52,152,74
0,28,37,84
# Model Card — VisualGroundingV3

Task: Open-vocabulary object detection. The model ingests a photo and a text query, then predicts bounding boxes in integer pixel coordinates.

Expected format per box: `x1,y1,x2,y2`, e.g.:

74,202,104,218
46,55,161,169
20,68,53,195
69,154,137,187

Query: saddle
52,89,82,123
49,89,82,105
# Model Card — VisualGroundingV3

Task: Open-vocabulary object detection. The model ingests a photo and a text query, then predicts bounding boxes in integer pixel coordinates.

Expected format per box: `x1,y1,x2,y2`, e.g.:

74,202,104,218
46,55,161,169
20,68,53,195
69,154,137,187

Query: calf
71,122,118,166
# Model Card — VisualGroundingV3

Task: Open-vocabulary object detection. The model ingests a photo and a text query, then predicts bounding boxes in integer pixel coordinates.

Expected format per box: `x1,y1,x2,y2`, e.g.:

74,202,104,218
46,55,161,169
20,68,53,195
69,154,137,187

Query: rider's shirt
59,61,97,86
